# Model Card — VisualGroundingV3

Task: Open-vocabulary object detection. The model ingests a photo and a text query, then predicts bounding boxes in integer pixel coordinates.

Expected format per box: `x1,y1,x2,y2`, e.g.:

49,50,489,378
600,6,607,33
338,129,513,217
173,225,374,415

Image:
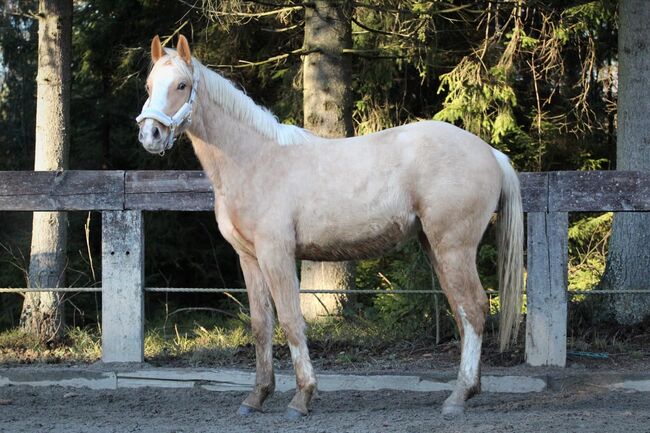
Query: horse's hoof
441,403,464,419
237,404,260,416
285,407,307,420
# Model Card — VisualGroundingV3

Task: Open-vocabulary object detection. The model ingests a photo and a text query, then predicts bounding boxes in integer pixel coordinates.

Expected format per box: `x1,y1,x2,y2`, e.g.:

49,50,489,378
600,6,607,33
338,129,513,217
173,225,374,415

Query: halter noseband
136,60,200,152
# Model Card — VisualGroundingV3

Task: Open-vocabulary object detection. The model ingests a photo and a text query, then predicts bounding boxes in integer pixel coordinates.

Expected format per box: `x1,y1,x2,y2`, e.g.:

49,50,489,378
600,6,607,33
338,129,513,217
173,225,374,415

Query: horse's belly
295,214,420,261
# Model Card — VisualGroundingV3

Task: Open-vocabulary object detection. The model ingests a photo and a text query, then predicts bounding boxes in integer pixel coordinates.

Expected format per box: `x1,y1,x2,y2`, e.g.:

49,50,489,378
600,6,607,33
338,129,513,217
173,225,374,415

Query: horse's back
320,120,503,218
289,121,502,260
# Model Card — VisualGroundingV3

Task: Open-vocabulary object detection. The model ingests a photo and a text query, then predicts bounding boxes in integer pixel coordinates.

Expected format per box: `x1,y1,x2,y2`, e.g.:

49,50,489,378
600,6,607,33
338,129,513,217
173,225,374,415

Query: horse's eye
177,82,187,90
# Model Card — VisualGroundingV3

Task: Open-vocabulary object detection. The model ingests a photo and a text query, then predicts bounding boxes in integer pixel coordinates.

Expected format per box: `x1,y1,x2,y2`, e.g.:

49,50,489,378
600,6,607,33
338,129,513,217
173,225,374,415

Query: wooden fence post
101,211,144,363
525,212,568,367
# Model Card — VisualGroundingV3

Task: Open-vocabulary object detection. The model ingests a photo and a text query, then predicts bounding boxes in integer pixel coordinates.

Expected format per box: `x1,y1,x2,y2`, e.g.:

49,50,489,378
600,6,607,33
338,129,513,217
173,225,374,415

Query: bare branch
351,16,416,40
212,47,318,69
1,8,38,20
261,23,301,32
209,5,302,18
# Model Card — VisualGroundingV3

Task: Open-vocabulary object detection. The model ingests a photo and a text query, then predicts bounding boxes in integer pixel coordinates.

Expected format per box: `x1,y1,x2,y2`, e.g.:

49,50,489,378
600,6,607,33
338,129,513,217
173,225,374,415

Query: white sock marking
458,307,482,387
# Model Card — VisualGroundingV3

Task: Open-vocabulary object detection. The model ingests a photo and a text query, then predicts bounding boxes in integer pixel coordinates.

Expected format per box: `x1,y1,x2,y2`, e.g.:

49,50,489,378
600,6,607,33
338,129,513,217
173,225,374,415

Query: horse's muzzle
138,119,171,155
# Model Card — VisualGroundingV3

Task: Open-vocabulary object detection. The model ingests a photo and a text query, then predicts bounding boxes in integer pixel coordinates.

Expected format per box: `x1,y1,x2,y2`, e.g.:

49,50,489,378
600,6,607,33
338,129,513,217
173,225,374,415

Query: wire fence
2,287,650,296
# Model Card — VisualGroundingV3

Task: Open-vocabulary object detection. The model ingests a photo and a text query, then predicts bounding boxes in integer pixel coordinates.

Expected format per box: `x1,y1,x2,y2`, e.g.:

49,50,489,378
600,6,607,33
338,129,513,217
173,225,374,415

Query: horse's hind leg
423,239,488,418
256,243,317,419
238,255,276,415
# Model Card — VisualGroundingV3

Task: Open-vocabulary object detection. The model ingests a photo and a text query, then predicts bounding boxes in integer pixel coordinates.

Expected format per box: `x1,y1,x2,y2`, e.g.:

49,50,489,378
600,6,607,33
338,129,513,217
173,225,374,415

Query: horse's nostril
152,127,160,139
138,131,144,141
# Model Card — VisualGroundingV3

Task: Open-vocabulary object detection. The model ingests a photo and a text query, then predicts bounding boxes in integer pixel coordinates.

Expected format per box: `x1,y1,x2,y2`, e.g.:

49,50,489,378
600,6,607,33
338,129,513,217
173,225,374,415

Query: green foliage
429,1,617,172
0,326,101,363
0,328,41,351
357,242,430,313
0,0,621,346
563,1,618,35
434,57,520,145
568,213,612,295
352,240,458,340
0,311,437,364
67,327,102,359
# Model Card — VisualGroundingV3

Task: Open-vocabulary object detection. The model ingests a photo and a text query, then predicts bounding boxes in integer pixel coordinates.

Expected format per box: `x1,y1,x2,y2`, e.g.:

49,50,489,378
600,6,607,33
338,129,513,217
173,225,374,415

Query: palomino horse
137,35,524,419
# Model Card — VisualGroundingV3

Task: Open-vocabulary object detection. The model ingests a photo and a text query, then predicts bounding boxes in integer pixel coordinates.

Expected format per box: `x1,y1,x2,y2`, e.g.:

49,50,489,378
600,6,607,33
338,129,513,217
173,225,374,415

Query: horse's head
137,35,199,155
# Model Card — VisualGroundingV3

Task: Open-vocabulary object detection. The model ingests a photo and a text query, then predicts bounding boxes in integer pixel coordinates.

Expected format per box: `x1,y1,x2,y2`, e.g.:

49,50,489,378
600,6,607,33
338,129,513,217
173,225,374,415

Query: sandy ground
1,384,649,433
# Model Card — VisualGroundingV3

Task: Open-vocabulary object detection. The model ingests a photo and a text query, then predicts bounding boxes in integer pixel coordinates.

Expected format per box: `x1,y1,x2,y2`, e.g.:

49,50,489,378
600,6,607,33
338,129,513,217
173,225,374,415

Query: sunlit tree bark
20,0,72,341
300,0,355,319
597,0,650,324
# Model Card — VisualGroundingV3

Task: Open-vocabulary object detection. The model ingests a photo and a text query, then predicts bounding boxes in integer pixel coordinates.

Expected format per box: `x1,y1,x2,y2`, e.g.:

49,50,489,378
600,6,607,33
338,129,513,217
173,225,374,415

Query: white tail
492,149,524,351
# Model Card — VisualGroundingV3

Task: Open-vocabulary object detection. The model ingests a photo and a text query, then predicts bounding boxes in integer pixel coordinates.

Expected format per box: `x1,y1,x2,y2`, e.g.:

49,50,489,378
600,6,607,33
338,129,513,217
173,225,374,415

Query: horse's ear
176,35,192,65
151,35,163,63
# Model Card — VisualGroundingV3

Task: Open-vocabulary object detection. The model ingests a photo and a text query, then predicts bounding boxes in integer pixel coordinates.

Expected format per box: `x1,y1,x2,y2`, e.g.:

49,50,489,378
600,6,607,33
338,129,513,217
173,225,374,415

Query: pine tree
20,0,72,341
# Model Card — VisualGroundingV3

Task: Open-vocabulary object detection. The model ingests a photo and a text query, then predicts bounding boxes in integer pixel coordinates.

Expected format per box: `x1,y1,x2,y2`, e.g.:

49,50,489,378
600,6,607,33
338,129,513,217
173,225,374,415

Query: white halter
136,60,200,152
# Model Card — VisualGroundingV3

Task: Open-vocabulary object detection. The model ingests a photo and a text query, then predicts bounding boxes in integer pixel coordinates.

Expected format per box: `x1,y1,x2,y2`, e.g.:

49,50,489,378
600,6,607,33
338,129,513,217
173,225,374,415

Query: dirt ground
1,384,649,433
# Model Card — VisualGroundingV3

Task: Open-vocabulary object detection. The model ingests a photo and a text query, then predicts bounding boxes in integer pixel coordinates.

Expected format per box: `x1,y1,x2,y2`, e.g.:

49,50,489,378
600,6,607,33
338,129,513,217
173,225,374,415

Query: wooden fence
1,170,650,366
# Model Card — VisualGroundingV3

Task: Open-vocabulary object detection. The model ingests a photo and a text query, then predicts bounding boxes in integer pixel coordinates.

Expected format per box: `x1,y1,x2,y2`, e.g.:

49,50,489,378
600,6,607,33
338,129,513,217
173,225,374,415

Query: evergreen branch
351,1,480,17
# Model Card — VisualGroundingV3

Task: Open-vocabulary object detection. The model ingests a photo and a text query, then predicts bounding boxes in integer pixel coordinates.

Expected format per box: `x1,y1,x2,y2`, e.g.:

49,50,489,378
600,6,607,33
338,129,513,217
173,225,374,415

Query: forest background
0,0,639,364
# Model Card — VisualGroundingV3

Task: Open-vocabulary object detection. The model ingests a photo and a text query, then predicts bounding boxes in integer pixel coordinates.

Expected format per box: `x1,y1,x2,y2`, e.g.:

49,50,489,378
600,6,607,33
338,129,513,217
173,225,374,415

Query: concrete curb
0,366,648,394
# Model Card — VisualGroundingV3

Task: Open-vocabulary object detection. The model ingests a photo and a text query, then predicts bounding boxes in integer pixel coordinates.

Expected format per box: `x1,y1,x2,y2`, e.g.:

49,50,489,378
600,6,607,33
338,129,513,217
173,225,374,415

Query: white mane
196,61,310,146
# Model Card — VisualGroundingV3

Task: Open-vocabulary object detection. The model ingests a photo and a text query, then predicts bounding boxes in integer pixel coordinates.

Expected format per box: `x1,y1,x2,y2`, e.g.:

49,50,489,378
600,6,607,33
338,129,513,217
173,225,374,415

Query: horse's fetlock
255,381,274,396
302,379,317,394
465,378,481,400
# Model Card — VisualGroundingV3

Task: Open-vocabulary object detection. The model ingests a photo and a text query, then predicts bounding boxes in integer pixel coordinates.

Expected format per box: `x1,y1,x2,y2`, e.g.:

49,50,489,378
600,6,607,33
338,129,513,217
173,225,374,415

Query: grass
0,313,435,367
2,305,648,369
0,327,100,364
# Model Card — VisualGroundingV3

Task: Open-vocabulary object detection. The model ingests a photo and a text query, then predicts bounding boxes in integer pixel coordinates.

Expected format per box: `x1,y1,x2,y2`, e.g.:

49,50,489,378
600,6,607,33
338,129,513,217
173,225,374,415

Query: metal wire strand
2,287,650,295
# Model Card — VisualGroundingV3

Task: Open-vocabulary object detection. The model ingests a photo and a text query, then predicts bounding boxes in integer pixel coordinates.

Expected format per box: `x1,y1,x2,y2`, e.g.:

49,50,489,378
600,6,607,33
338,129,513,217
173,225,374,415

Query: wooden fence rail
1,170,649,366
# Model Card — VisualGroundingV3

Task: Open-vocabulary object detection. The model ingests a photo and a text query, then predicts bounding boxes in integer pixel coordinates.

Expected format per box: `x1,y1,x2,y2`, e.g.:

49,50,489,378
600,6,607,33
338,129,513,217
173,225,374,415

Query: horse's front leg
257,240,317,419
237,254,276,415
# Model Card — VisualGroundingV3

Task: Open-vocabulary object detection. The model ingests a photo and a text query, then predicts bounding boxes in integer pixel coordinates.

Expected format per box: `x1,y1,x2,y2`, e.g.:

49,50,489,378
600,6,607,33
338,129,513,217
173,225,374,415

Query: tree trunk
300,0,355,319
597,0,650,324
20,0,72,341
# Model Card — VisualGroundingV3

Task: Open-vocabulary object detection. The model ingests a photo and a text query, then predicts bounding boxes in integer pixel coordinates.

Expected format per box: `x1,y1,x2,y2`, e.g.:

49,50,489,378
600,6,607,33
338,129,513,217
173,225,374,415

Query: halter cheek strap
136,61,201,151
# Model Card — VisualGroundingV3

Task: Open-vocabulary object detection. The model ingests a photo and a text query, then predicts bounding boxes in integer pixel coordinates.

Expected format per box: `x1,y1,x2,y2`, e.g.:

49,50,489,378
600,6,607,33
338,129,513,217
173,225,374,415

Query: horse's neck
189,105,260,155
187,134,225,190
185,80,264,191
185,63,315,191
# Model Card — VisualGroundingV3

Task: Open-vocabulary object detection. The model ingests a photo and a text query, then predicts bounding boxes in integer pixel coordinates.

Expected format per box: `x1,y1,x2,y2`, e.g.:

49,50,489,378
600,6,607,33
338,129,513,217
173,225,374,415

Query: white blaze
139,66,177,148
148,66,176,113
